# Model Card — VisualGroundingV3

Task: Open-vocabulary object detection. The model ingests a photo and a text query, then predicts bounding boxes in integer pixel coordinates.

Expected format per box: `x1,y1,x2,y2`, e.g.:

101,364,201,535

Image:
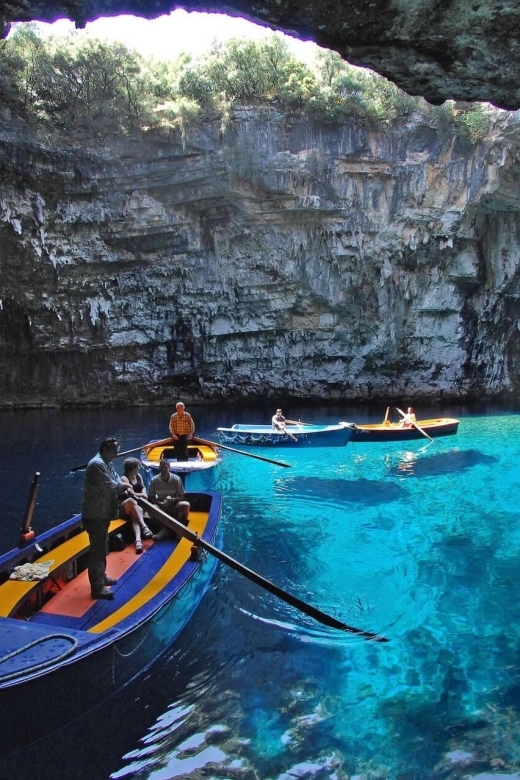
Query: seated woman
399,407,417,428
120,457,153,554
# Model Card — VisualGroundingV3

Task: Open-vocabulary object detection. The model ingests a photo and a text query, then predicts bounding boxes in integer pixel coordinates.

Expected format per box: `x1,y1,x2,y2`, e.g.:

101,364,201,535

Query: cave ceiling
1,0,520,111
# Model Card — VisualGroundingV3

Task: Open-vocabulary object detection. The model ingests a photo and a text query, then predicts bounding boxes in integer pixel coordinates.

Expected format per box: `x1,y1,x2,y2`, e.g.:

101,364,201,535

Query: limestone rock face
2,0,520,110
1,108,520,407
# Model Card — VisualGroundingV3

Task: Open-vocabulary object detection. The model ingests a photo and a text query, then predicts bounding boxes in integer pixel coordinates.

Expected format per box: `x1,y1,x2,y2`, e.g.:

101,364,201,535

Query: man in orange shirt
169,401,196,461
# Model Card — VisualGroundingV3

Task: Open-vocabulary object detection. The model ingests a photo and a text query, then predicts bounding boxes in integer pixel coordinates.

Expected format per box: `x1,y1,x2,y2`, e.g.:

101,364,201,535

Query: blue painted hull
216,423,353,447
0,491,221,754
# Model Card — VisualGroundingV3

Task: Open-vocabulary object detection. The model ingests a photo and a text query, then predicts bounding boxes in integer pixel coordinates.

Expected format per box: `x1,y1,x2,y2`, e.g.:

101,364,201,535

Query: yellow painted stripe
146,444,217,463
0,519,126,618
88,511,209,633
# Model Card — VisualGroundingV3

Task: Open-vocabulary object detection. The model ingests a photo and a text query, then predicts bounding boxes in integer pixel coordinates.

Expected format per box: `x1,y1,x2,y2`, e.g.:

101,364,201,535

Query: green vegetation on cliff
0,24,496,145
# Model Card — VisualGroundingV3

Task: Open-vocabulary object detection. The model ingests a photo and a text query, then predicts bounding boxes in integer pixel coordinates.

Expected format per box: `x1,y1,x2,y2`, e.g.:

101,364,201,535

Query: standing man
148,459,191,540
169,401,195,461
81,437,133,600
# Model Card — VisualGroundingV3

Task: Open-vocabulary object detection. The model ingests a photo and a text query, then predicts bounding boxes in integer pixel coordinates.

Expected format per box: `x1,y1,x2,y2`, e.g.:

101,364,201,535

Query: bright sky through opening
28,10,320,64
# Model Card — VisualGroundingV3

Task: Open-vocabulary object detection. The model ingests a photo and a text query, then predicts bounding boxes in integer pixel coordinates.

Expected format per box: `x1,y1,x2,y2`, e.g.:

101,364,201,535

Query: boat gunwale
0,491,222,688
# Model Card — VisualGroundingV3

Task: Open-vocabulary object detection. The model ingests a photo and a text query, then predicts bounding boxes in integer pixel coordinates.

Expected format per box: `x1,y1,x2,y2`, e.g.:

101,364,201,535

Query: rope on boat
113,620,153,660
0,634,79,683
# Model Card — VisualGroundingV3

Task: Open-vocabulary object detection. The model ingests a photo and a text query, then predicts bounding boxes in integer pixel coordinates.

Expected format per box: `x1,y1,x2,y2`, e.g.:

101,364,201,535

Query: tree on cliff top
0,24,496,145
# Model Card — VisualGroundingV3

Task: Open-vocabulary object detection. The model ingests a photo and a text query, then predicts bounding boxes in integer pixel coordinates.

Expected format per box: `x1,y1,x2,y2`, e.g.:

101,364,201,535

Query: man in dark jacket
81,437,132,599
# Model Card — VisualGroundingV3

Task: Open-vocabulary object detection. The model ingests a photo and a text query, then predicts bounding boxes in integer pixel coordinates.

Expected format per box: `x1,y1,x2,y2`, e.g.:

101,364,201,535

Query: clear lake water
0,400,519,780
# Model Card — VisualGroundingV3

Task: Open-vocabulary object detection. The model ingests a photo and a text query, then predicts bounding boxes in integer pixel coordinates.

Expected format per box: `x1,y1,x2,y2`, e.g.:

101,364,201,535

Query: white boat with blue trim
216,422,354,447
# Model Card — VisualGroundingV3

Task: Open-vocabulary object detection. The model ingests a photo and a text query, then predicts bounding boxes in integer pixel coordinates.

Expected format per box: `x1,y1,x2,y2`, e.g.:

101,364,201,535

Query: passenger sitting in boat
148,459,190,541
120,458,153,555
272,408,286,430
399,407,417,428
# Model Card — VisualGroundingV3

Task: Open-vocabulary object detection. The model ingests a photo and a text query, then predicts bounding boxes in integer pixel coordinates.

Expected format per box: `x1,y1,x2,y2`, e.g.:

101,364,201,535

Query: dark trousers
174,434,189,461
82,517,110,593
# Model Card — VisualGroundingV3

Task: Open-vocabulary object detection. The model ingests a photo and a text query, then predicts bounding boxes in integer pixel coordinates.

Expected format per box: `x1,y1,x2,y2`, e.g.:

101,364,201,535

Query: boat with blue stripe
216,422,354,447
0,484,221,753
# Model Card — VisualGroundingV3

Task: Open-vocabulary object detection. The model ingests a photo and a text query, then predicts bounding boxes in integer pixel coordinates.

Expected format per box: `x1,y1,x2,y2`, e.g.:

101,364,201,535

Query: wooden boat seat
0,519,126,619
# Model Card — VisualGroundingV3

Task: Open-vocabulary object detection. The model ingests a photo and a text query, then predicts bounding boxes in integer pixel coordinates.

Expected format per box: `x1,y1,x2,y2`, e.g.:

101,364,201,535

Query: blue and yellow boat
0,484,221,753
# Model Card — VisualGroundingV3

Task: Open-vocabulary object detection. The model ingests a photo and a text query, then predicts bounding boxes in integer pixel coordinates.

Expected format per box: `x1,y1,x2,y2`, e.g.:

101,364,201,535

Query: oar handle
19,472,40,545
71,437,174,472
137,499,388,642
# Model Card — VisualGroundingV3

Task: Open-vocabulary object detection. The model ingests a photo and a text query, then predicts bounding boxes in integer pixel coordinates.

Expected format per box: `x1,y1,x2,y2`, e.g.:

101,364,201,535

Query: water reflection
388,448,498,477
279,476,406,505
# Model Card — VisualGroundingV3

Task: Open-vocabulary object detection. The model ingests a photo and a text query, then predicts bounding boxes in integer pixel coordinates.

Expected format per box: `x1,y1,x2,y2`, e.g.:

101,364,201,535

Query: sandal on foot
135,541,144,554
142,526,153,539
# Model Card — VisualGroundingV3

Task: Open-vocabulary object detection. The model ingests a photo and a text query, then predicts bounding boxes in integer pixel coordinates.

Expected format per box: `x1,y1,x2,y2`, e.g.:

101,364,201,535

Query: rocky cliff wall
1,107,520,407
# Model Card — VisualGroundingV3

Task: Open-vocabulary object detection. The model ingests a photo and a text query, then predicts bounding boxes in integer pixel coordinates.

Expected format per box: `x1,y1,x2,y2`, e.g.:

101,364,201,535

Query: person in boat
81,437,134,600
169,401,196,461
399,407,417,428
272,408,287,431
120,458,153,555
148,459,190,540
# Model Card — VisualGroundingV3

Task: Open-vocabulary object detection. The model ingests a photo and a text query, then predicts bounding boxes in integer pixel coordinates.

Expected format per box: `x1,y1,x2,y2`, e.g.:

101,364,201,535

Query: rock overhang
1,0,520,110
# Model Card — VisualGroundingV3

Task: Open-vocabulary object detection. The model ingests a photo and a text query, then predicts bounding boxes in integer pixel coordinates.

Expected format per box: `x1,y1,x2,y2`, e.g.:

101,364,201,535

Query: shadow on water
387,449,498,478
280,476,406,505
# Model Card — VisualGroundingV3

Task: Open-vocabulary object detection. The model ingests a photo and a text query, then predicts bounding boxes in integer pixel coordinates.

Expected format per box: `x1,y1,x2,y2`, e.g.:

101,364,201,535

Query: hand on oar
395,408,433,442
138,498,388,642
70,436,174,472
193,436,291,468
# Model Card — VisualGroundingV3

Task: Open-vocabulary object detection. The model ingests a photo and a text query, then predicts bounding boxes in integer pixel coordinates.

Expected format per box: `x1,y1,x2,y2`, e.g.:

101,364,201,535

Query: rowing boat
216,422,354,447
345,417,459,443
0,485,221,753
140,439,222,488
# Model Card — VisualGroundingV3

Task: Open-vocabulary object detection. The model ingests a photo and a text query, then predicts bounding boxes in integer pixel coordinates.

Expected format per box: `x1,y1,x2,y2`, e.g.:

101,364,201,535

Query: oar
70,437,174,472
285,419,313,427
383,407,390,424
19,472,40,546
280,425,298,442
138,498,388,642
396,408,433,442
192,436,291,468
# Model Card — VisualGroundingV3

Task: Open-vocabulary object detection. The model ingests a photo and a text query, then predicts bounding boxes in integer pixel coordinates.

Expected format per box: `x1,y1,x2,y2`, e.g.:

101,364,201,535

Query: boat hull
216,423,353,447
0,491,221,753
141,441,222,489
347,418,459,443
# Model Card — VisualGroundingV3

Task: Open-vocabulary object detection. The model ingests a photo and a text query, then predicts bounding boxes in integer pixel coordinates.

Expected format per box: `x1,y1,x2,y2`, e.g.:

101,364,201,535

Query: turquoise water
2,405,520,779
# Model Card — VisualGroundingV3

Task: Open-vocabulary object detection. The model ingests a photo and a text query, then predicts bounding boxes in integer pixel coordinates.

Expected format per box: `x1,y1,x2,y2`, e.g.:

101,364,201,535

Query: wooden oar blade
193,437,291,468
138,499,388,642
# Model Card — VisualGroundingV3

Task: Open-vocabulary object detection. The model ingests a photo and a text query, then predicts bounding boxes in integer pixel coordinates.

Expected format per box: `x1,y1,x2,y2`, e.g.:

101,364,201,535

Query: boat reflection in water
388,448,498,478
